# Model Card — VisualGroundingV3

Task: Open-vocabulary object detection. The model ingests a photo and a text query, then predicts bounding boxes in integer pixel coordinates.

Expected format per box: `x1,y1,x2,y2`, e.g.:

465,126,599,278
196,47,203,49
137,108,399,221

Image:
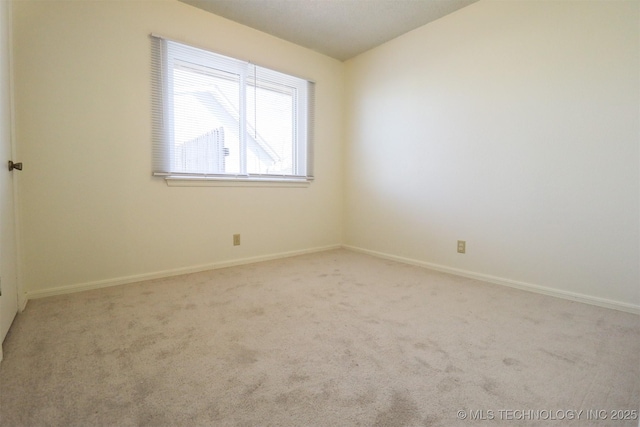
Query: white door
0,0,18,350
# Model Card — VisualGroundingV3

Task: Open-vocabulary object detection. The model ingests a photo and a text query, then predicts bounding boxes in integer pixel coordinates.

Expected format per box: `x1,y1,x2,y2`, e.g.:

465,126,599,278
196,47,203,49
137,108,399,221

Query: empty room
0,0,638,425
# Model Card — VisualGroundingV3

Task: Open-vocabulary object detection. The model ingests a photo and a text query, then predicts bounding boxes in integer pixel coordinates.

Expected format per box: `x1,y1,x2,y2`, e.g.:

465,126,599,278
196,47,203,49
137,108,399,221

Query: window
151,35,314,183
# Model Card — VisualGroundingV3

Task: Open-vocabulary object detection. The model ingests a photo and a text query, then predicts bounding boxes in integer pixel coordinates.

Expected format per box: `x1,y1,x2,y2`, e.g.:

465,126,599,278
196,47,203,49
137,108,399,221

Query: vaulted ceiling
178,0,479,61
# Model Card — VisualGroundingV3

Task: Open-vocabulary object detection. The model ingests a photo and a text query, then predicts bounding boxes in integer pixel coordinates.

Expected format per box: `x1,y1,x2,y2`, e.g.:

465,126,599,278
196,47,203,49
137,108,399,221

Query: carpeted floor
1,249,638,426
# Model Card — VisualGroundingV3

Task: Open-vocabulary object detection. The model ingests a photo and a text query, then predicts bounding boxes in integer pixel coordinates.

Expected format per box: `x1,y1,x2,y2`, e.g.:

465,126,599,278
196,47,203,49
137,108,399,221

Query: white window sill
164,176,312,187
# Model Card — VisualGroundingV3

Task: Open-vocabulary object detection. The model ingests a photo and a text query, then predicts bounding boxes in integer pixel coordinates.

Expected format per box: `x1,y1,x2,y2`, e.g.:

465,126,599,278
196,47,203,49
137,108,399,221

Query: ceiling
178,0,479,61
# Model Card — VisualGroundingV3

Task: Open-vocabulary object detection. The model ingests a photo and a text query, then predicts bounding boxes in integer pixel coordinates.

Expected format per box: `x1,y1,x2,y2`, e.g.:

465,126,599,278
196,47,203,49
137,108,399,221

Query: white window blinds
151,35,314,180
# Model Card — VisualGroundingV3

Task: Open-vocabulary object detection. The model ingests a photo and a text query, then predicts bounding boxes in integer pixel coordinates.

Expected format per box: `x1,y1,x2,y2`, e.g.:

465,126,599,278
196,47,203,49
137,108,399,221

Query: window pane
152,36,312,180
246,80,295,175
172,63,241,174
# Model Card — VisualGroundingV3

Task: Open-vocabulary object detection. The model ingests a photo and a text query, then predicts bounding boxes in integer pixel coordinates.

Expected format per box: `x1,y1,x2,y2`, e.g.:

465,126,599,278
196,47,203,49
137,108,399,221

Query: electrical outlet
233,234,241,246
457,240,466,254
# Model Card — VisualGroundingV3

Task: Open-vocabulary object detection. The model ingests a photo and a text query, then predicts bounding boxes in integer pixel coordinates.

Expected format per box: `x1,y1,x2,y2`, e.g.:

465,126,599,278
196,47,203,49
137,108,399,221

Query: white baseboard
24,243,640,315
26,244,342,300
343,245,640,315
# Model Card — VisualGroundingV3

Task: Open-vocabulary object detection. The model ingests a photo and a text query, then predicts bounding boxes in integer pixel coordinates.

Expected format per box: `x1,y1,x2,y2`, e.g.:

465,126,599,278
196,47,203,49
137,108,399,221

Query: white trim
26,245,341,300
24,243,638,315
165,176,311,187
343,245,640,315
8,0,26,313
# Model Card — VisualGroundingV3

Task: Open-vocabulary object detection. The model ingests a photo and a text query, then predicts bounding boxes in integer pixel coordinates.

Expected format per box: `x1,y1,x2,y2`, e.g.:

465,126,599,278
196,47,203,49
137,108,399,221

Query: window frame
151,34,314,186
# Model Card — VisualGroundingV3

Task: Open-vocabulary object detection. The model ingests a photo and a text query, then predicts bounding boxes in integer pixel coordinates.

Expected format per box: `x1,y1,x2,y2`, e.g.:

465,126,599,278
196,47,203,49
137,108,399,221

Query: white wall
345,1,639,308
13,0,344,296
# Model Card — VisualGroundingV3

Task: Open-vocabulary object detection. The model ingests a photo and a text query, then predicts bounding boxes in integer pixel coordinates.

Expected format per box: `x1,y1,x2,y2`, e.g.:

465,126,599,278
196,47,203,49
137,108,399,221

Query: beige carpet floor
1,249,638,426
